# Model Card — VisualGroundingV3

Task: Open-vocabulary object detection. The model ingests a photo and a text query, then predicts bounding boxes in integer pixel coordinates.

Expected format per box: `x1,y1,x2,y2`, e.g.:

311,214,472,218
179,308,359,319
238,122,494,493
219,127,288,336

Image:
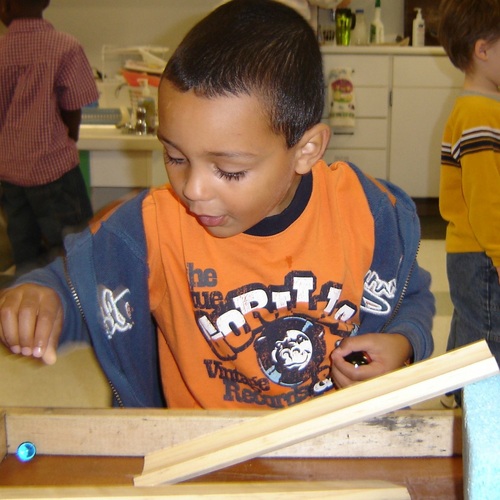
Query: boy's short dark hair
438,0,500,72
162,0,324,148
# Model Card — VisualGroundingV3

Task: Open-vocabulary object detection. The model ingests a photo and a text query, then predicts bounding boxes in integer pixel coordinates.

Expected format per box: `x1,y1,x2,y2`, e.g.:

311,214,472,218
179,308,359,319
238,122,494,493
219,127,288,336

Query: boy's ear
294,123,331,175
474,39,490,62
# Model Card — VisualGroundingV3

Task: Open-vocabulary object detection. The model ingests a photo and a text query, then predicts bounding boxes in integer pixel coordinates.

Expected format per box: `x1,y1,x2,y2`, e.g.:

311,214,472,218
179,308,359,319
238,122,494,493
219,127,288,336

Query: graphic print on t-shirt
193,267,359,406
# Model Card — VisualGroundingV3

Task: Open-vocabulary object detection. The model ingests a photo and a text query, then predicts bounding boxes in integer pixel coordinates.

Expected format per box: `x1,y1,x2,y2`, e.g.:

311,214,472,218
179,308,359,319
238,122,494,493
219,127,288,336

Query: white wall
47,0,221,72
1,1,404,72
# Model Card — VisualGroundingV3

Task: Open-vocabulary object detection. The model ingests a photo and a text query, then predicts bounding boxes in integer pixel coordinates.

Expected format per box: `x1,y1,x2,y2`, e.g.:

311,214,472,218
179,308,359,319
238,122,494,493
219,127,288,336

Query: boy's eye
215,168,246,181
164,151,185,165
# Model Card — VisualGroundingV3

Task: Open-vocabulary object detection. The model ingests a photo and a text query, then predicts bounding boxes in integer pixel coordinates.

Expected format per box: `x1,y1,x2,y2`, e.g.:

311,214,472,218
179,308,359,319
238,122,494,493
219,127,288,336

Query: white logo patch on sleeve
99,285,134,339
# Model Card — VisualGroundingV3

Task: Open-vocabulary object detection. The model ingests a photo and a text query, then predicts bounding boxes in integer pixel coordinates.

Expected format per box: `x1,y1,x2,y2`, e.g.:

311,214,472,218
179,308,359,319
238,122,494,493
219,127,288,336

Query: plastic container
369,0,384,45
351,9,368,45
412,8,425,47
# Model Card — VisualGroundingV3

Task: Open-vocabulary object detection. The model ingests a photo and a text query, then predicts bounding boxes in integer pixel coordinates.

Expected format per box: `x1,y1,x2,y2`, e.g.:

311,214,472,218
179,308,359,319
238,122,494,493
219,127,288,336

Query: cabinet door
323,55,391,87
389,87,461,197
389,55,462,197
393,56,463,88
323,87,388,119
326,118,388,149
90,150,153,187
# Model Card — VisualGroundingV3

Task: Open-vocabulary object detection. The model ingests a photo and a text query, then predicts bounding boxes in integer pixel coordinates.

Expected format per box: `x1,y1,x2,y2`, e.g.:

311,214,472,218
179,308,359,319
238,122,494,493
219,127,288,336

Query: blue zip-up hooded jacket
17,163,435,407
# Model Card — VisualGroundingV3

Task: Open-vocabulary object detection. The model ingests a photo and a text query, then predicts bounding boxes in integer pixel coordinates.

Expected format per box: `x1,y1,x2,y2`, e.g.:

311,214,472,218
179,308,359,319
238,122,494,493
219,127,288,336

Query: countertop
321,45,446,56
78,125,162,151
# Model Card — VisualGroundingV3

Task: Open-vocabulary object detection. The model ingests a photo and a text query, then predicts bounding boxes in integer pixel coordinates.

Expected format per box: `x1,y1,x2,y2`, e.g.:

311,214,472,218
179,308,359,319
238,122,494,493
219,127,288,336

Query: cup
335,8,356,46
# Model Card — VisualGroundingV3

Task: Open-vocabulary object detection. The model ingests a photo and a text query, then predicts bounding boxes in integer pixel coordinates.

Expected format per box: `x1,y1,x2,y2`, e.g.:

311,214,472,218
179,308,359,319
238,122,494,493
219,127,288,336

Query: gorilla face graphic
272,329,313,372
255,316,326,387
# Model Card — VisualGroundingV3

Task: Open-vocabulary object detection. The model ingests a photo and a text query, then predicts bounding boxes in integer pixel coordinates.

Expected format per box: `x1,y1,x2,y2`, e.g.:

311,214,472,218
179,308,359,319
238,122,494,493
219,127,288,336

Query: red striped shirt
0,19,99,186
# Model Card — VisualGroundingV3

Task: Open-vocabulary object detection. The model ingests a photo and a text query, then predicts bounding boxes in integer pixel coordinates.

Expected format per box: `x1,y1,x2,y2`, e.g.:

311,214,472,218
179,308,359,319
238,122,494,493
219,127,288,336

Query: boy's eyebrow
208,150,258,159
157,134,258,159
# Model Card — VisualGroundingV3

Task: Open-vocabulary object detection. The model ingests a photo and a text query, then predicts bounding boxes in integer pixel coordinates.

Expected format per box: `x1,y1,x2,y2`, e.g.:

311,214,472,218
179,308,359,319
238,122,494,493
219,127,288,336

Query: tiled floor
0,213,452,409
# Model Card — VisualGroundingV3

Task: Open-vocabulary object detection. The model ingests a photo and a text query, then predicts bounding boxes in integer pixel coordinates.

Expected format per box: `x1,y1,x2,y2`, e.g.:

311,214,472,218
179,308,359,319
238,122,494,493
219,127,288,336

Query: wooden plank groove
136,341,498,486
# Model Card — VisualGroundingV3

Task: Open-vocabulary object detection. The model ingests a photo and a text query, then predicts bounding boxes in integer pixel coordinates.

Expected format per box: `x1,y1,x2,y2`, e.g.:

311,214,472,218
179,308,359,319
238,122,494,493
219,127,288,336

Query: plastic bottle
412,8,425,47
137,78,156,133
369,0,384,45
351,9,368,46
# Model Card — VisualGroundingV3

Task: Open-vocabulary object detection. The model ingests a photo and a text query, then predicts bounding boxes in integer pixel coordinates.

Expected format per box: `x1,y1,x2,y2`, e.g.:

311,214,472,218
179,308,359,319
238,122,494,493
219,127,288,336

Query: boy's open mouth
196,214,226,227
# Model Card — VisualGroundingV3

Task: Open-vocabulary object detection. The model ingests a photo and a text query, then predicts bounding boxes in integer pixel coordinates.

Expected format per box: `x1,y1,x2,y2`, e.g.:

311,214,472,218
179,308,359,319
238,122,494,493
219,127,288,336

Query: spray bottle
412,8,425,47
369,0,384,45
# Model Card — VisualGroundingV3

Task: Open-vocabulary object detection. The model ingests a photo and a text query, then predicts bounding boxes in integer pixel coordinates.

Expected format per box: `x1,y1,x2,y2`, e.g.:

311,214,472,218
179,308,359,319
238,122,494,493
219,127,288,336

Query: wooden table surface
0,454,463,499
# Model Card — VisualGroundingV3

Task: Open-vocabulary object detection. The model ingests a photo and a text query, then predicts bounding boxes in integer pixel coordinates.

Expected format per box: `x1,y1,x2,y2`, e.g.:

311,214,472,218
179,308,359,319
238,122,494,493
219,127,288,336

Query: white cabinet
89,150,166,188
322,48,463,197
323,54,390,180
389,56,462,197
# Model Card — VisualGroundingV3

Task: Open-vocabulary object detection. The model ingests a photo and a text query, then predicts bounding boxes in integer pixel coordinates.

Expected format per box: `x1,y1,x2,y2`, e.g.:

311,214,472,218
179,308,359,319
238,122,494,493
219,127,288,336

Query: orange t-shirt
144,161,374,409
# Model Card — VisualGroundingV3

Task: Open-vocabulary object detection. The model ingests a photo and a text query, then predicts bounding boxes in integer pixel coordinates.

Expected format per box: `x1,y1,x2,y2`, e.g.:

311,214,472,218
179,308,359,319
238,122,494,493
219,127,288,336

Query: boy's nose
182,166,211,202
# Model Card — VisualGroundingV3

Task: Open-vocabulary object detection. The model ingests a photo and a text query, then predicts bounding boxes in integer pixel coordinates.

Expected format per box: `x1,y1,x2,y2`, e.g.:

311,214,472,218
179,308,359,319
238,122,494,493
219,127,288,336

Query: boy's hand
330,333,412,389
0,285,63,365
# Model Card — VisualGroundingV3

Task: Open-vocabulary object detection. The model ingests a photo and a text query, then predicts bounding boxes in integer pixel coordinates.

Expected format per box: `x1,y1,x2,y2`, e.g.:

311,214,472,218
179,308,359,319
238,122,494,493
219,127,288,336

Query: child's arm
0,284,63,365
60,108,82,142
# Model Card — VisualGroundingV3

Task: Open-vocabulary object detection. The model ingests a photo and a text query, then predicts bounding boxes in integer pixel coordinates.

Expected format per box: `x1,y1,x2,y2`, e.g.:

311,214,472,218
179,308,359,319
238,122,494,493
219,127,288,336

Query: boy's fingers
0,290,22,352
36,301,63,365
41,338,58,365
17,288,48,356
0,285,63,363
32,290,63,364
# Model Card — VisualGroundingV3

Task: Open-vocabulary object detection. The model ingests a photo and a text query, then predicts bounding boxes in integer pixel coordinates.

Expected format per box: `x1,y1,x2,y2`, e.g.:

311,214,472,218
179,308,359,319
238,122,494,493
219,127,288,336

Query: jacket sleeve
353,164,435,362
13,192,165,407
383,261,435,362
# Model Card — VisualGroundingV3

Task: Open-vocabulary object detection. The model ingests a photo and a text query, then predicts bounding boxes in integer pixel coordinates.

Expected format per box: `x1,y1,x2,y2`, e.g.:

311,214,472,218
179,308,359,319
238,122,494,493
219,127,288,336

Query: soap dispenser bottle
369,0,384,45
412,8,425,47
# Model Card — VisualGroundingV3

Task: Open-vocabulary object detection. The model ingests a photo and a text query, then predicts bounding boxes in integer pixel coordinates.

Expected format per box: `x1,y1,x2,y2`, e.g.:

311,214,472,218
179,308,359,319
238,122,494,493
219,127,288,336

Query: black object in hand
343,351,371,367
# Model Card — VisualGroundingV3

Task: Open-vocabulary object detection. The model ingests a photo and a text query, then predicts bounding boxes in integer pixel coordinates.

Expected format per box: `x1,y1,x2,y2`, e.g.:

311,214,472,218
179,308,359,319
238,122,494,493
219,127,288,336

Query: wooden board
136,341,498,485
0,409,462,499
0,480,410,499
4,407,461,459
4,340,494,497
0,454,461,499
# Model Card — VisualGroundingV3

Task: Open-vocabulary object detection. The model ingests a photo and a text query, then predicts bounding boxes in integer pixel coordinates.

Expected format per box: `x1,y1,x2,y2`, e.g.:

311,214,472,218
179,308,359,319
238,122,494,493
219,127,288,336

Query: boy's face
157,81,306,238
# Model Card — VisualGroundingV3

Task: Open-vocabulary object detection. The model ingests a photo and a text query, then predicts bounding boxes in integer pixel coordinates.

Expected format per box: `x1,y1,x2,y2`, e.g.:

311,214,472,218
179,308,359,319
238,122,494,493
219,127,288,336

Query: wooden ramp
135,340,498,486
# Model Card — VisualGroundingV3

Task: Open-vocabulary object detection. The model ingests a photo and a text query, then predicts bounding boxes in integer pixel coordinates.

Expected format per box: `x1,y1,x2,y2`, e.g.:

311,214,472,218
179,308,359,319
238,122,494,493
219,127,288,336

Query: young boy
0,0,434,408
0,0,98,274
438,0,500,389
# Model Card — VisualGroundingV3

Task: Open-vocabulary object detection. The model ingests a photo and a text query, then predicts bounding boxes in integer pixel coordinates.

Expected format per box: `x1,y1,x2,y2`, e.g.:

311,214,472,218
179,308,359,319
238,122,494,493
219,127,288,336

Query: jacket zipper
63,256,125,408
380,241,419,333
